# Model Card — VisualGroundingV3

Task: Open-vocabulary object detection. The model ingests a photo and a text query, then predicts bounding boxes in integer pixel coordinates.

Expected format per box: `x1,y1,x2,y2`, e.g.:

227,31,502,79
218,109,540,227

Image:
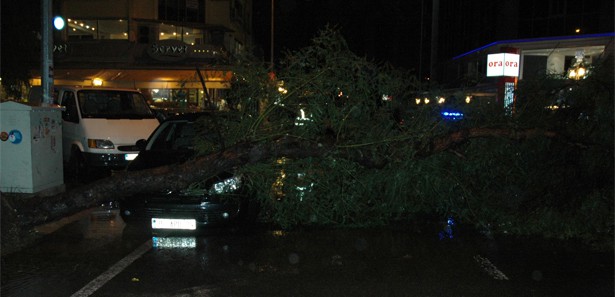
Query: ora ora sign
487,53,520,77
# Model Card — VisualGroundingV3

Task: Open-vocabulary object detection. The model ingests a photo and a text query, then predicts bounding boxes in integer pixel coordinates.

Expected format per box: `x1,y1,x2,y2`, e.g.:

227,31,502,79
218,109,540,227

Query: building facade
433,32,614,114
31,0,254,111
430,0,614,83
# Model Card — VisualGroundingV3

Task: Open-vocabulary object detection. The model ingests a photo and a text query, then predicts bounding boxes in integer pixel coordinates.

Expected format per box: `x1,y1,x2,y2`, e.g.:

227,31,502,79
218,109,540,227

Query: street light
53,16,65,30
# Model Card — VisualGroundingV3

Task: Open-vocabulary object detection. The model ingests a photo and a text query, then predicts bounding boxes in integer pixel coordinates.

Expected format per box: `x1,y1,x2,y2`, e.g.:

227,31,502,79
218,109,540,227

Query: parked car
50,86,160,180
119,112,257,231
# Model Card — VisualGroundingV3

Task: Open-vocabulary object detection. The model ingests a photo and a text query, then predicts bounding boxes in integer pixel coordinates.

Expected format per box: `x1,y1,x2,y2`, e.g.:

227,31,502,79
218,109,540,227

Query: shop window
158,23,203,45
146,88,229,111
523,56,548,79
66,18,128,40
98,20,128,40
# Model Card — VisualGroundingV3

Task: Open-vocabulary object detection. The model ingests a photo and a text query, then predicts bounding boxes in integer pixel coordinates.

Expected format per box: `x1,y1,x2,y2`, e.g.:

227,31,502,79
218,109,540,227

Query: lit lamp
92,78,103,86
567,62,587,80
567,52,588,80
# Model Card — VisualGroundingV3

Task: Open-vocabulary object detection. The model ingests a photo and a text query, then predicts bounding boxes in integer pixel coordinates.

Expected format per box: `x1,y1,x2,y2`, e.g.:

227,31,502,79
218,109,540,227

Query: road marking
473,254,509,280
70,239,153,297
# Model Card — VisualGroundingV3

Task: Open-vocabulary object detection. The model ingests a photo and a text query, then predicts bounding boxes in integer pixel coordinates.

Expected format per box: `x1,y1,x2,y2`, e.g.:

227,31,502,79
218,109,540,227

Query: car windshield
78,90,155,119
149,121,196,151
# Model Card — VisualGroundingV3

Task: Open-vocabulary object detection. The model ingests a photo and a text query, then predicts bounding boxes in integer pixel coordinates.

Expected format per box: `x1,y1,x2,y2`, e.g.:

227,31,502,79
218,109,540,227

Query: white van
55,86,159,177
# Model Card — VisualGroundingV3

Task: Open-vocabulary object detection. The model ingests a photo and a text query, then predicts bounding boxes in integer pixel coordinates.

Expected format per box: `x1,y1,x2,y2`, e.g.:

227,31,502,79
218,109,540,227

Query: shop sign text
147,40,189,62
486,53,520,77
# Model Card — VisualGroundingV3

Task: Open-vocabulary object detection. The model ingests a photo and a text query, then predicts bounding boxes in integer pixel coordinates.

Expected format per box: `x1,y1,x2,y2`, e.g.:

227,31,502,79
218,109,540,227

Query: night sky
252,0,429,74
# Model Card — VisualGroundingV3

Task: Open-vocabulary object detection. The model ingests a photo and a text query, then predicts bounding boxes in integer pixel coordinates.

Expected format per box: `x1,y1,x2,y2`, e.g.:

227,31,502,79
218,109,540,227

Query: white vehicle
55,86,159,177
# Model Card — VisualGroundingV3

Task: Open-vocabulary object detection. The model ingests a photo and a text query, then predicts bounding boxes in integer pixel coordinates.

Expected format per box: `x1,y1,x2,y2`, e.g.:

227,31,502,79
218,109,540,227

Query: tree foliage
216,28,613,247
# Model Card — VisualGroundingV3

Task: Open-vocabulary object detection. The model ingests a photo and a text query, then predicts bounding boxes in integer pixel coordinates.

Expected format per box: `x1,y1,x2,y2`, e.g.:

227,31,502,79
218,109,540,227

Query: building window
67,18,128,40
230,0,245,24
158,23,204,45
159,0,205,23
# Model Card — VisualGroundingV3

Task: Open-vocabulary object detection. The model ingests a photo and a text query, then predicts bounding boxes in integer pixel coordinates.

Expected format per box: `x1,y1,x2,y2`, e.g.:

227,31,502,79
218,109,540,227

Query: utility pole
270,0,275,69
418,0,424,89
41,0,54,106
430,0,439,83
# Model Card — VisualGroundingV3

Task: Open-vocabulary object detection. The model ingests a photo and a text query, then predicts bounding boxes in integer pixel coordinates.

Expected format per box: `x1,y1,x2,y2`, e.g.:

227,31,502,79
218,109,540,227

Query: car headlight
209,176,242,194
88,139,115,149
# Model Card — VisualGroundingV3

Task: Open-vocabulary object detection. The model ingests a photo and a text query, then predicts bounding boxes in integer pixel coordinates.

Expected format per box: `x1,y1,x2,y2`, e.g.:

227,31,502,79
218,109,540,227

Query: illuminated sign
147,40,189,62
486,53,520,77
504,82,515,116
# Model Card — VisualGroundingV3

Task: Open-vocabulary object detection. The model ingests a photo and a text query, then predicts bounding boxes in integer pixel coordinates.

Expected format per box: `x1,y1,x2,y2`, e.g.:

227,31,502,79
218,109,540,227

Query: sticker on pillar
8,130,23,144
0,131,8,141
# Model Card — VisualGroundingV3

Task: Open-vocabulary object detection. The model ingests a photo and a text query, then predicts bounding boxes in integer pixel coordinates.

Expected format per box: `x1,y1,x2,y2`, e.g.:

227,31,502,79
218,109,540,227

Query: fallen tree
2,27,612,253
2,126,586,228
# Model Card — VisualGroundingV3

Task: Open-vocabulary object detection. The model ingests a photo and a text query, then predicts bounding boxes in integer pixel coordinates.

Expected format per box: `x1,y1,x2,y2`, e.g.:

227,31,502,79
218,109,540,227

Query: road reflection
152,236,197,248
82,208,125,240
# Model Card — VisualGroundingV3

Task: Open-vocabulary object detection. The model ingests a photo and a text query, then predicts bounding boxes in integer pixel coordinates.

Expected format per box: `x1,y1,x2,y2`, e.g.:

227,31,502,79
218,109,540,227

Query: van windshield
77,90,155,119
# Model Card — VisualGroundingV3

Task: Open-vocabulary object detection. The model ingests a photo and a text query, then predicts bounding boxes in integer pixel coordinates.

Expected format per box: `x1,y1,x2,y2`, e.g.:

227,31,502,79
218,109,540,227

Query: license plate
125,153,138,161
151,218,196,230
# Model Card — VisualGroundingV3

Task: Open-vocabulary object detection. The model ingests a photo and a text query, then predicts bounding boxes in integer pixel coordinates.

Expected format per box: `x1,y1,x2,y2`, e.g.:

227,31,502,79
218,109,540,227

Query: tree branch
6,127,578,227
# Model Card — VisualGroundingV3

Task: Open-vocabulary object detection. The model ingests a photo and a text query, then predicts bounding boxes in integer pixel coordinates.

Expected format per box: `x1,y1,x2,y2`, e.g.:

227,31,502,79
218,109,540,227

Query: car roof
162,111,244,123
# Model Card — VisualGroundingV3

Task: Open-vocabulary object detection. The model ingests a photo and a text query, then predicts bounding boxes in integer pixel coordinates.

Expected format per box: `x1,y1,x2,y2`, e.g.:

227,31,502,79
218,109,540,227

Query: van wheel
66,149,88,184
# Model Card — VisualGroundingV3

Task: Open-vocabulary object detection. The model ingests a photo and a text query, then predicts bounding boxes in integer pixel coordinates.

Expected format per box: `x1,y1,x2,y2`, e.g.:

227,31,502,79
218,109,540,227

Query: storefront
31,67,233,111
29,17,241,111
440,32,614,110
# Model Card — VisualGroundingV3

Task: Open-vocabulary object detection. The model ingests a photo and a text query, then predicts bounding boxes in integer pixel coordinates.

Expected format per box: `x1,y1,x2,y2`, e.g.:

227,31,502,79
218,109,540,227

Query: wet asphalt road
1,207,613,297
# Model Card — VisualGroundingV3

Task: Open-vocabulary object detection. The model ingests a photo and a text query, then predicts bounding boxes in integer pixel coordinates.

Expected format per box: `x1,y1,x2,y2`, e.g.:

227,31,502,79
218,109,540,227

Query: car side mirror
136,139,147,151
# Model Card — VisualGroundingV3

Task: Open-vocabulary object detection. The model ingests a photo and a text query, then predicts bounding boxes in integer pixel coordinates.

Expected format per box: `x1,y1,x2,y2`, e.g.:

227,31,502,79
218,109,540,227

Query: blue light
53,16,65,30
439,216,456,240
441,110,464,121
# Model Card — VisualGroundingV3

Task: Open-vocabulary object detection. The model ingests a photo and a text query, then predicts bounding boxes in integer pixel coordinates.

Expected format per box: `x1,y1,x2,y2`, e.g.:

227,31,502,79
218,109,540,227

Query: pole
418,0,424,89
41,0,54,106
270,0,274,69
430,0,439,83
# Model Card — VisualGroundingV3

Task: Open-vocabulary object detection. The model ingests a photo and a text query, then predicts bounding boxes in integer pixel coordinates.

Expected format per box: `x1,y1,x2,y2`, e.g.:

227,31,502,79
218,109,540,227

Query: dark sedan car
119,112,256,231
